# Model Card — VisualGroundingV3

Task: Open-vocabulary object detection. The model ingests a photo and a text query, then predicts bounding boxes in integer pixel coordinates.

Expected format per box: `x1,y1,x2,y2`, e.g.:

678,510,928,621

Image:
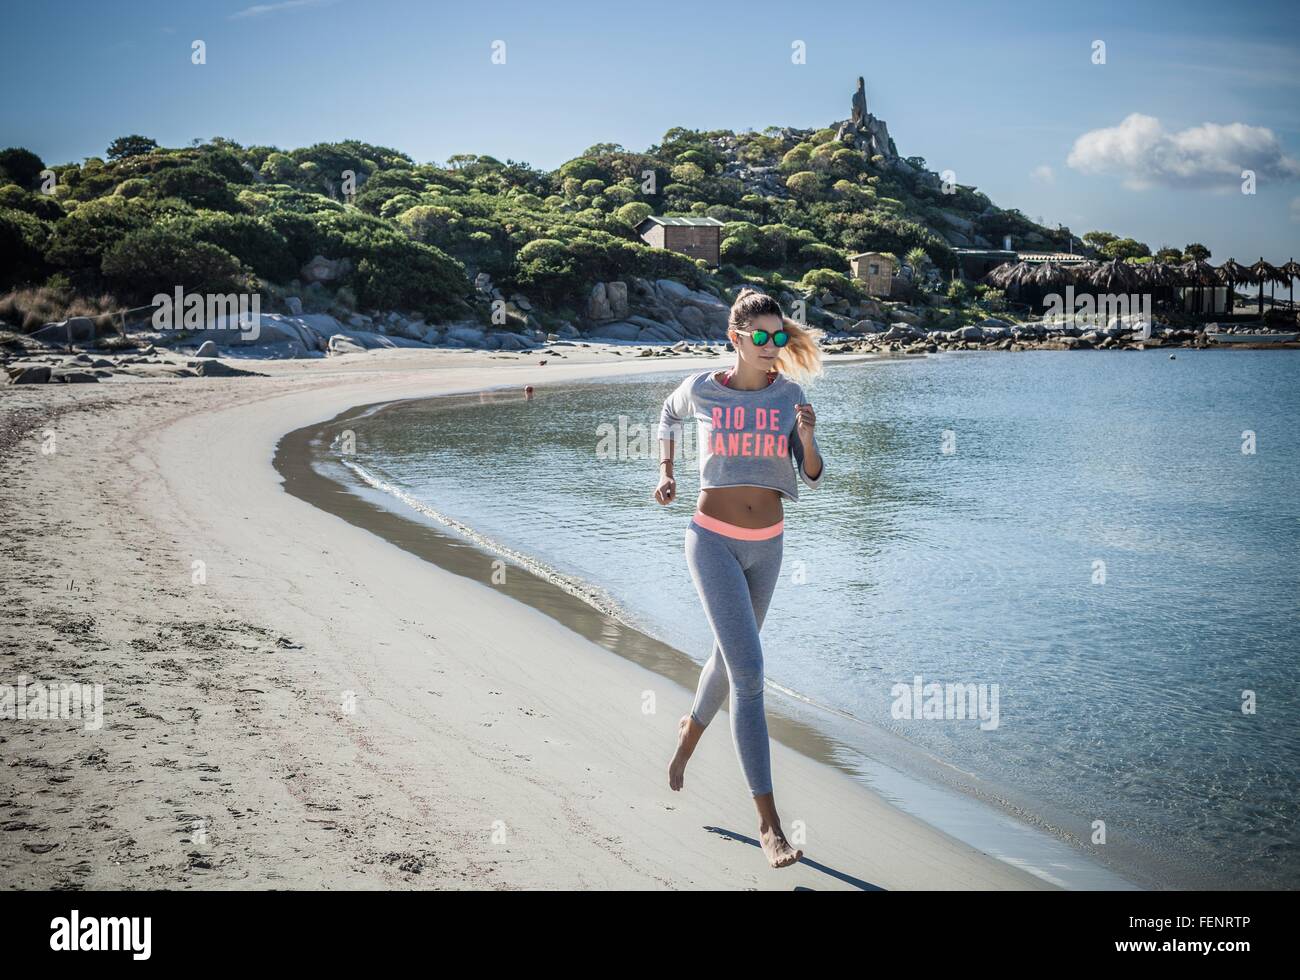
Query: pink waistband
692,511,784,541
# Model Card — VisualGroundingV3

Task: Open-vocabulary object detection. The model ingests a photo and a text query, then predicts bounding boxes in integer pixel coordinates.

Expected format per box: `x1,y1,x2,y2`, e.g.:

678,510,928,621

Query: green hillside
0,123,1074,331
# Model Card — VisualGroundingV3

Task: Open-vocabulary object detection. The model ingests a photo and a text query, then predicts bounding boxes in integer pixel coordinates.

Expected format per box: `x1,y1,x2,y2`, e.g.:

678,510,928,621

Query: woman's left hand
795,402,816,444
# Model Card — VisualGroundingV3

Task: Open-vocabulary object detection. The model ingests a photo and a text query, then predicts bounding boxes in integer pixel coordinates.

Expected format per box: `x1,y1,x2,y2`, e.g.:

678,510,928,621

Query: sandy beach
0,347,1053,890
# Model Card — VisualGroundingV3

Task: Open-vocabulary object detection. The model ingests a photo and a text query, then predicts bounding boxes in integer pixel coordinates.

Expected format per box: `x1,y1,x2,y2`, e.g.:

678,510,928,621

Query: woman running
654,288,824,869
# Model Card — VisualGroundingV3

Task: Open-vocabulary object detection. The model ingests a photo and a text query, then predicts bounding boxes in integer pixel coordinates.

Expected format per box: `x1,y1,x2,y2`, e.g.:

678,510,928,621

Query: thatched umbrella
1179,258,1220,315
1030,260,1073,291
1281,258,1300,310
1217,258,1251,315
1144,262,1180,287
982,261,1015,289
1068,261,1099,286
1089,258,1143,293
984,260,1035,291
1249,258,1285,316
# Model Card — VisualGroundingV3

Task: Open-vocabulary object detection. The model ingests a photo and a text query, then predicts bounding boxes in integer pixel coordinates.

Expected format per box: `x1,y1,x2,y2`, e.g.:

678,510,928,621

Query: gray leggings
684,515,784,797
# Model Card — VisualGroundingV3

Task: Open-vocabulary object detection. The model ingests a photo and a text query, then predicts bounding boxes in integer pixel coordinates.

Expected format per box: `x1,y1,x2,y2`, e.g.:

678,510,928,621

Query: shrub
44,197,152,271
348,237,467,317
801,268,854,297
798,242,842,269
0,207,51,289
946,279,971,305
785,171,822,199
101,226,249,299
165,211,296,281
113,178,150,199
615,201,652,227
0,184,63,219
151,165,239,210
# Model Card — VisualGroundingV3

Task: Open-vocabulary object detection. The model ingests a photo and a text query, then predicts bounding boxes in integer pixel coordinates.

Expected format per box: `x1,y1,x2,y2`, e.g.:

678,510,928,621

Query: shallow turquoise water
347,350,1300,888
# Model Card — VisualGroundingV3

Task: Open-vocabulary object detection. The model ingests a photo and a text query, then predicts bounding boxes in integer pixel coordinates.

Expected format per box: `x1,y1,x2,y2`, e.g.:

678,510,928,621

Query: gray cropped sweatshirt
657,370,824,501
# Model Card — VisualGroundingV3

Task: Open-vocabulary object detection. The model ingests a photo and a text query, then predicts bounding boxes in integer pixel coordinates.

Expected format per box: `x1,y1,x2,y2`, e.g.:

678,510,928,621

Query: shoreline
282,381,1144,890
0,347,1094,889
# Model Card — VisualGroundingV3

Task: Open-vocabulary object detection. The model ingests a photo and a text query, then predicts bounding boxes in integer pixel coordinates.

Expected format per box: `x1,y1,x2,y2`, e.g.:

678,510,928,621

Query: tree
106,135,159,161
1083,230,1118,252
1099,237,1150,261
1183,243,1211,261
905,246,929,274
0,147,45,189
1154,246,1182,263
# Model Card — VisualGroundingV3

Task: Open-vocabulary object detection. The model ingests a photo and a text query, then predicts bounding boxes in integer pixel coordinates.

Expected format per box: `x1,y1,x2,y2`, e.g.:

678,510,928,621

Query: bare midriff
697,485,783,529
695,368,784,528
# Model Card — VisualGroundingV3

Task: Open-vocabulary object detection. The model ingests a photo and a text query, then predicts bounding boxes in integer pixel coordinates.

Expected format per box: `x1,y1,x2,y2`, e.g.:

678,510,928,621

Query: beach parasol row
981,255,1300,316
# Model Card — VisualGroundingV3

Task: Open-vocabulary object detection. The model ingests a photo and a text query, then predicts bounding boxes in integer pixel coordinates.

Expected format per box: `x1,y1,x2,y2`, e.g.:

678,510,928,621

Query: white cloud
1067,113,1300,190
1029,164,1055,184
231,0,334,19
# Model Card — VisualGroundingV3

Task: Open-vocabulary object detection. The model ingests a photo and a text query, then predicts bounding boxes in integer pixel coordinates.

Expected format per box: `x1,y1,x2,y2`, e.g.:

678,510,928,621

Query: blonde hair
727,288,823,385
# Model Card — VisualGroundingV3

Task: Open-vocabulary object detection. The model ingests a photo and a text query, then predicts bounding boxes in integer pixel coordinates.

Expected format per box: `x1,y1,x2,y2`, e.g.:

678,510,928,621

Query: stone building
635,216,724,267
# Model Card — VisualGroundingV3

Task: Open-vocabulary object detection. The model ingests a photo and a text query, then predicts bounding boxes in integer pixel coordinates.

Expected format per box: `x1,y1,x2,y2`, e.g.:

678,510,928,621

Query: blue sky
3,0,1298,265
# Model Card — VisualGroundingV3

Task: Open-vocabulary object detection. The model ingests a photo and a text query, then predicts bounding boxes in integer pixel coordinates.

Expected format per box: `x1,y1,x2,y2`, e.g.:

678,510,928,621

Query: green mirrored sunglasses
740,328,789,348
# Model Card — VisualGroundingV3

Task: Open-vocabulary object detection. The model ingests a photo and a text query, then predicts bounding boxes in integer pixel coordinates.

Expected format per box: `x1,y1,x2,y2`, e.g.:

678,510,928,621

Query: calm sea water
344,350,1300,888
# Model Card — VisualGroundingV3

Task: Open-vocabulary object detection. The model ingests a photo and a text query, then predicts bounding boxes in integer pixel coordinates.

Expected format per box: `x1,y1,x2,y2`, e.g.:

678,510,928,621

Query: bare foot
668,715,704,791
760,824,803,869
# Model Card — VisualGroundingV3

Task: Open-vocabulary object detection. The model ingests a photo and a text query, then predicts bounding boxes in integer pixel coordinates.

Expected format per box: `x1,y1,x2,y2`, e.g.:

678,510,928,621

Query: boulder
442,323,486,347
7,365,51,384
190,360,263,378
30,317,97,345
300,255,352,284
849,319,887,334
637,322,686,343
884,324,919,340
606,281,629,319
586,321,641,341
588,283,612,320
195,340,218,358
958,325,985,341
296,313,345,339
493,332,536,351
285,296,303,316
327,334,368,355
938,210,975,235
50,369,99,383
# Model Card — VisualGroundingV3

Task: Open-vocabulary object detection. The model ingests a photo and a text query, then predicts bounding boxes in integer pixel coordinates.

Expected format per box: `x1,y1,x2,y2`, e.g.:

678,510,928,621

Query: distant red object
538,360,548,366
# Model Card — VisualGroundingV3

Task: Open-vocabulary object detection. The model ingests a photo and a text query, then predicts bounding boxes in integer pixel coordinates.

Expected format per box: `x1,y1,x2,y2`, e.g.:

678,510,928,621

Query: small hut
635,216,724,266
848,251,897,296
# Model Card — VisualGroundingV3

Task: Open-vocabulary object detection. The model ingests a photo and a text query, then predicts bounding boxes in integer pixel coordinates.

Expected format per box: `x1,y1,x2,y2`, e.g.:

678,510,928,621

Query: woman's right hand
654,472,676,505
